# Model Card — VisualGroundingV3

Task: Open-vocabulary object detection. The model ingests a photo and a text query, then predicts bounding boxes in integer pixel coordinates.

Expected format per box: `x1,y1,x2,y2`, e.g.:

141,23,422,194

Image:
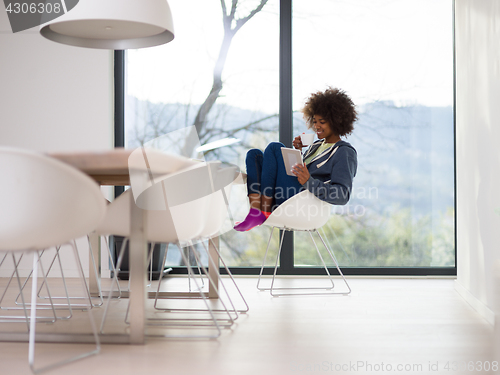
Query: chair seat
0,147,105,251
264,190,331,231
258,189,351,296
0,146,103,372
99,161,240,338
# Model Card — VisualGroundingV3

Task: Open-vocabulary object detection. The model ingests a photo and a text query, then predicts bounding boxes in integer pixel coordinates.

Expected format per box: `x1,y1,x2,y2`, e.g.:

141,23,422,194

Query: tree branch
234,0,269,33
183,0,270,158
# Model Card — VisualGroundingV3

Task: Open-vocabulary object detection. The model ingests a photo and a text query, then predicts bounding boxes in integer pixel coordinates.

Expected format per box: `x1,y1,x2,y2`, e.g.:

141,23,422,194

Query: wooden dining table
49,148,222,344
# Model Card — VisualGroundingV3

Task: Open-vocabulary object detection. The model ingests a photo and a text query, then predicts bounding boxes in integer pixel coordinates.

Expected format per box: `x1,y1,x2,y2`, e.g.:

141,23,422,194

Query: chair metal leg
160,242,222,337
28,246,100,374
13,248,72,318
0,253,24,309
102,237,227,335
28,252,38,371
315,229,351,295
257,228,351,296
0,252,7,267
256,227,287,292
207,237,249,313
124,242,223,339
0,253,34,310
102,237,231,338
197,240,240,318
29,251,66,318
12,254,30,330
0,251,56,324
269,229,286,294
0,252,59,323
146,242,235,326
57,244,103,308
256,226,276,291
52,247,75,316
28,242,103,309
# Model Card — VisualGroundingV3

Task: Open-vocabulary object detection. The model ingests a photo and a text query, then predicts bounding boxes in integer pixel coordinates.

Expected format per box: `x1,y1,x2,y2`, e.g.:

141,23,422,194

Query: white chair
98,162,235,338
153,164,249,315
92,148,202,297
198,165,249,311
0,147,104,373
256,190,351,296
5,239,104,313
133,161,238,324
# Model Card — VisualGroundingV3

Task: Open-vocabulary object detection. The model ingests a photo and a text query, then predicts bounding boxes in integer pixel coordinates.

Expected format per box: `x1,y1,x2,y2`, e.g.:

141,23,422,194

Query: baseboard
454,280,495,325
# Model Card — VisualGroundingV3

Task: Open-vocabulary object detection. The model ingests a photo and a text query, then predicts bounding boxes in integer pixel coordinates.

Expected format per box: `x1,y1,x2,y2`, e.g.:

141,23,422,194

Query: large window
291,0,455,271
123,0,455,274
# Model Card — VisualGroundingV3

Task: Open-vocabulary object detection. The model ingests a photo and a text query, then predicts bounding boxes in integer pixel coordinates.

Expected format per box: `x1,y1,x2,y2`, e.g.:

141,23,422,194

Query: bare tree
181,0,269,157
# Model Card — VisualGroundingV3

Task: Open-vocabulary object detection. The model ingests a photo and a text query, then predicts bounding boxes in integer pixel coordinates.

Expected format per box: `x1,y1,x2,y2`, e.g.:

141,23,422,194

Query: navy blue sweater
302,140,357,205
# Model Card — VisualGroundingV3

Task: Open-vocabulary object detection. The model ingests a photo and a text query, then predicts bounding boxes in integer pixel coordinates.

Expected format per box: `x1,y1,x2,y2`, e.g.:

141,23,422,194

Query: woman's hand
292,163,310,185
293,135,304,150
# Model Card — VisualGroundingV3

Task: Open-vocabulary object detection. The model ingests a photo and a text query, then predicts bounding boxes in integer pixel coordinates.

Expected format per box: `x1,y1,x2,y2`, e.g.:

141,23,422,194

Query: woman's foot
234,208,267,231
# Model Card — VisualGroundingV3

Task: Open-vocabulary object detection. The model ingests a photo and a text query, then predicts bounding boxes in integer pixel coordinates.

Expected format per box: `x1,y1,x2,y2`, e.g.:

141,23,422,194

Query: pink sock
262,211,272,219
234,208,267,232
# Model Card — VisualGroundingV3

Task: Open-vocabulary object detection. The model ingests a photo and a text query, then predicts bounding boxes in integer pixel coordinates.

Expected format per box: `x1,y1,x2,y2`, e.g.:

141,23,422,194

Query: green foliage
221,206,455,268
294,206,455,267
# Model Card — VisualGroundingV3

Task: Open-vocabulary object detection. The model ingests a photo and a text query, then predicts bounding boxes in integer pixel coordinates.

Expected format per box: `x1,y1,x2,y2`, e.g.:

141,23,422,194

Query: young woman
234,87,358,232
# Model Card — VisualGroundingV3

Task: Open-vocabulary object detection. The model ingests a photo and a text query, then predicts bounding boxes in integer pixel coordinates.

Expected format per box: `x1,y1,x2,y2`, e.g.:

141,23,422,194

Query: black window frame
114,0,457,277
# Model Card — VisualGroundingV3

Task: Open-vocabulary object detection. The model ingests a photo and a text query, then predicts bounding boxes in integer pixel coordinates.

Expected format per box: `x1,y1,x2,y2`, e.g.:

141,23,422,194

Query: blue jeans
246,142,304,209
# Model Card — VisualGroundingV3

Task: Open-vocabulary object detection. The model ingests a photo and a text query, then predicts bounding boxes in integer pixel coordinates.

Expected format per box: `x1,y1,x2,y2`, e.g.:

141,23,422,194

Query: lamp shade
40,0,174,49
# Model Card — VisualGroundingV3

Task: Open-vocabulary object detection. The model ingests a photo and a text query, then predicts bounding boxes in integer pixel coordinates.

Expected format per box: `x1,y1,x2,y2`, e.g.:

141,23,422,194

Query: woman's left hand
292,163,310,185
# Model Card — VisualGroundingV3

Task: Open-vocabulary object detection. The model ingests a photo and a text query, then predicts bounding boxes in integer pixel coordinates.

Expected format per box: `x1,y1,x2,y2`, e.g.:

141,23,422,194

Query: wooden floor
0,277,494,375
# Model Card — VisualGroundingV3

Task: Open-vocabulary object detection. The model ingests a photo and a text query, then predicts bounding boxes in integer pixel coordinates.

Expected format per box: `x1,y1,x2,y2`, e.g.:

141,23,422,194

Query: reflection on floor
0,277,494,375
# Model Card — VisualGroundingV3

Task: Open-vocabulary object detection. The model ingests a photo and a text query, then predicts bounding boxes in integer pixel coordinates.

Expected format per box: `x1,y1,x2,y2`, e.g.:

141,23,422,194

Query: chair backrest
128,147,200,208
96,189,182,244
98,162,216,245
157,161,216,245
264,190,331,231
134,162,212,210
95,189,131,238
0,147,106,251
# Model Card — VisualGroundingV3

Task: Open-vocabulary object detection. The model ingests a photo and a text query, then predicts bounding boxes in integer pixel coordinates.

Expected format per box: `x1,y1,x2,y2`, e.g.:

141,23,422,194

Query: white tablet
281,147,303,176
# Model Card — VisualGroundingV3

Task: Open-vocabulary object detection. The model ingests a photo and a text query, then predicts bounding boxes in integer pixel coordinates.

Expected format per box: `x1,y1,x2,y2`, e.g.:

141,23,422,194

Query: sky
127,0,454,115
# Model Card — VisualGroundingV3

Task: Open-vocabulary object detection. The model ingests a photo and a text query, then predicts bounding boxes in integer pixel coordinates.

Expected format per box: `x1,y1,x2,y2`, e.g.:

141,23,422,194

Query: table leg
88,233,100,297
208,236,220,298
129,197,147,344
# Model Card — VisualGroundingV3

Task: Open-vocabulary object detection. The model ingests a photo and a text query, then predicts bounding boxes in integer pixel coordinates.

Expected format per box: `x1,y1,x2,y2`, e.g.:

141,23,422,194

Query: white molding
454,280,495,325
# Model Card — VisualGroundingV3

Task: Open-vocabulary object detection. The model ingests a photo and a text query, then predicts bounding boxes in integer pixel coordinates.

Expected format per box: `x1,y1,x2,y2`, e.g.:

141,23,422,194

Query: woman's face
313,115,335,141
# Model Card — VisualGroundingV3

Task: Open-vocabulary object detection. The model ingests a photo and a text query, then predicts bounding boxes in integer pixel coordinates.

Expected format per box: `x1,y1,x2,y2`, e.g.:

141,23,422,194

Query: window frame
114,0,457,277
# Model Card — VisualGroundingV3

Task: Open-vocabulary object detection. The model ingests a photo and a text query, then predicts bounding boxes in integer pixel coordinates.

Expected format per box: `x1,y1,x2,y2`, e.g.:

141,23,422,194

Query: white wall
0,10,114,277
455,0,500,325
2,0,498,304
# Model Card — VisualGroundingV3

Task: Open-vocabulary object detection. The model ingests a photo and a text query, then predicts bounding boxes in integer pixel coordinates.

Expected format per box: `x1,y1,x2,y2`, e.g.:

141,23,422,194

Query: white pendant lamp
40,0,174,49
